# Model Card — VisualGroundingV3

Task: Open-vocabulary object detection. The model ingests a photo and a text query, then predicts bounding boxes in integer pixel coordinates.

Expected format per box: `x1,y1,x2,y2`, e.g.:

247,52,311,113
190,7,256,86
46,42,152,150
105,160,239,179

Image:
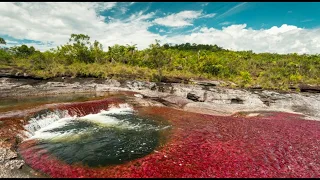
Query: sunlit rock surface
1,77,319,120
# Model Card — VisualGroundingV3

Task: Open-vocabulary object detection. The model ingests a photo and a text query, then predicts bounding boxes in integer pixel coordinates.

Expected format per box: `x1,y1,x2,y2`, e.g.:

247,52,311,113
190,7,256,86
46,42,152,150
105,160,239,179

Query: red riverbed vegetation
19,104,320,178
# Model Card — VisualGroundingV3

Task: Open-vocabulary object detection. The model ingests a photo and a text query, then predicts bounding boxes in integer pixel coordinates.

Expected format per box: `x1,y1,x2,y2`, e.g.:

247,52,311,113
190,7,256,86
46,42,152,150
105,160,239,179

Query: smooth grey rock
163,95,193,107
1,77,320,120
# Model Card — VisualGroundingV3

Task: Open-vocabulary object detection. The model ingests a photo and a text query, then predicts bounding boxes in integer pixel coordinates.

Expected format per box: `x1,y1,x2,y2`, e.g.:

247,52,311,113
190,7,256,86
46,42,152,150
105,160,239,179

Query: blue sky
1,2,320,54
122,2,320,30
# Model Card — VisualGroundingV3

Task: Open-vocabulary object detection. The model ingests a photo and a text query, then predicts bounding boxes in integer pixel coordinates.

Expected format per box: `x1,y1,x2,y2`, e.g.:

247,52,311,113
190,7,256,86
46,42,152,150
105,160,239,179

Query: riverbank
1,76,320,119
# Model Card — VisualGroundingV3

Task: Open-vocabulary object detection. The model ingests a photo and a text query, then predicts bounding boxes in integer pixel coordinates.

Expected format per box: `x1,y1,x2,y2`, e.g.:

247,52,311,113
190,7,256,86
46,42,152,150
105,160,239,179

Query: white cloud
117,2,136,14
120,6,128,14
219,21,232,26
153,11,216,27
201,3,209,7
201,13,216,18
163,24,320,54
0,2,160,50
153,10,202,27
128,11,155,21
92,2,117,12
1,2,320,54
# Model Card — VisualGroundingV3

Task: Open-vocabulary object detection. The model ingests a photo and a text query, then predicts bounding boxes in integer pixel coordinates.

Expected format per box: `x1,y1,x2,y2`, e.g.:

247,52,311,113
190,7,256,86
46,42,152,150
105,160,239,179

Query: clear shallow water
0,94,92,110
21,103,171,167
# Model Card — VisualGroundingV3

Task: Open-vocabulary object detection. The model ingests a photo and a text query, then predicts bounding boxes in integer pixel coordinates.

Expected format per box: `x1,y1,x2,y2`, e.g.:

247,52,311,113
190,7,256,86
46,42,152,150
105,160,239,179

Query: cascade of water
23,110,72,137
22,103,170,142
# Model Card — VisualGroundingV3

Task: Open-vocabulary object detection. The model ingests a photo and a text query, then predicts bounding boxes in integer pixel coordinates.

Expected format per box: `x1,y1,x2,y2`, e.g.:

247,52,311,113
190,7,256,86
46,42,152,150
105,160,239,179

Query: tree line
0,34,319,90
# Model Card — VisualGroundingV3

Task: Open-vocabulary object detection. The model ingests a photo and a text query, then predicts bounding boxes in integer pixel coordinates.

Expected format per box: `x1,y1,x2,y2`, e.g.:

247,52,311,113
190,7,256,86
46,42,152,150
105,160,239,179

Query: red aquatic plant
19,104,320,178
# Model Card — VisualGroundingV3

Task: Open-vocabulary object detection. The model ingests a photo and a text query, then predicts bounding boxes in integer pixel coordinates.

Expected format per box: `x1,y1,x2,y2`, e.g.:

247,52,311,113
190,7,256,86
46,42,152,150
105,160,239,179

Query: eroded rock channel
1,77,320,178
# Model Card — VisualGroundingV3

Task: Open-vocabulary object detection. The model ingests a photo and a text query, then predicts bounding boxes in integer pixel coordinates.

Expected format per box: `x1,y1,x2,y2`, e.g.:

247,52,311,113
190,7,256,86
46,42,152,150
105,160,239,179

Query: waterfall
23,110,72,137
22,103,170,142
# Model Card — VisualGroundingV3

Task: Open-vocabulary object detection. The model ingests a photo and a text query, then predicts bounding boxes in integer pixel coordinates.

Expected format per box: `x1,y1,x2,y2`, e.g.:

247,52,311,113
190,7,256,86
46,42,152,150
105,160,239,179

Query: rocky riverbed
0,76,320,178
1,77,319,119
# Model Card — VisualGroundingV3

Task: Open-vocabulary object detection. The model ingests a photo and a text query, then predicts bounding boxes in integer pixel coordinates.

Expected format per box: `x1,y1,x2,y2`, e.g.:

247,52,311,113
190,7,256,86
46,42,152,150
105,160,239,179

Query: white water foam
23,110,72,136
22,103,170,142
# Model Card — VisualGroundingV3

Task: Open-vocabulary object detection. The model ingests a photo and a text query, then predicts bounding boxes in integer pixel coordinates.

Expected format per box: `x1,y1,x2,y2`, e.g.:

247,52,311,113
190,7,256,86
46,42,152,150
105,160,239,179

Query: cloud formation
1,2,320,54
0,2,160,50
153,10,216,27
164,24,320,54
153,10,203,27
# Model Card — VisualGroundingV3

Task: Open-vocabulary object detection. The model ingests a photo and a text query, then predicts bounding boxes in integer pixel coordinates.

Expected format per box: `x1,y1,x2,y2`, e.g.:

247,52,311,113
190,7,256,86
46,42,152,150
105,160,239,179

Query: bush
0,49,12,64
239,71,252,87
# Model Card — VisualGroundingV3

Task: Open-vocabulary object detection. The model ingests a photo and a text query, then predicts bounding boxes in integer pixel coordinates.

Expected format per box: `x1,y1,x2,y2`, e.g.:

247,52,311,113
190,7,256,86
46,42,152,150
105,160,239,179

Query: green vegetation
0,37,6,45
0,34,319,91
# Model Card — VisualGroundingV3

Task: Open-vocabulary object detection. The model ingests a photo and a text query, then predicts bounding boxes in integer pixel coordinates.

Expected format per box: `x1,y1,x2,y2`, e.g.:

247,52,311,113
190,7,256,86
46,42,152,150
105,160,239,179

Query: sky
1,2,320,54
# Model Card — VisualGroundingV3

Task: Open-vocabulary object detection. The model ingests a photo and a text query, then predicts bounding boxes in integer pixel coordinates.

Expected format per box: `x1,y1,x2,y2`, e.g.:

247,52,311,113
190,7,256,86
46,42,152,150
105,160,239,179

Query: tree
10,45,35,57
126,44,137,56
125,43,137,65
163,43,170,49
148,39,169,82
69,34,90,45
107,44,126,63
90,40,105,63
69,34,92,63
0,37,6,45
57,34,93,64
29,51,46,70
